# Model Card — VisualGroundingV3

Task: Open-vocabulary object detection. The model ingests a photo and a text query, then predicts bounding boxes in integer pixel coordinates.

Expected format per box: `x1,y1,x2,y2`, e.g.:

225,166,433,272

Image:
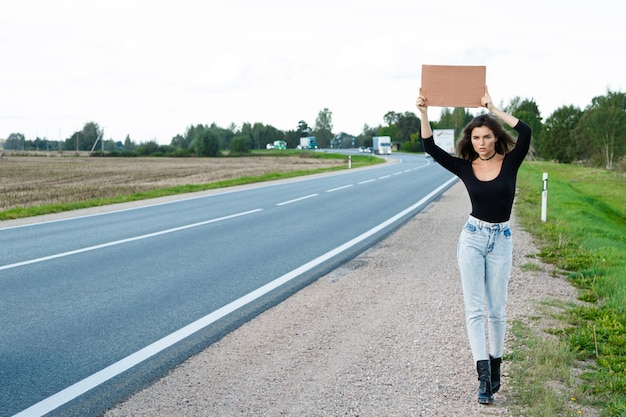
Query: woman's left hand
481,86,495,111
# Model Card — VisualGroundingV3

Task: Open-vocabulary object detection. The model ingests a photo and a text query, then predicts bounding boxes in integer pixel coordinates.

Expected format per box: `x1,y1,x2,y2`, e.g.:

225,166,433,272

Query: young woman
416,88,531,404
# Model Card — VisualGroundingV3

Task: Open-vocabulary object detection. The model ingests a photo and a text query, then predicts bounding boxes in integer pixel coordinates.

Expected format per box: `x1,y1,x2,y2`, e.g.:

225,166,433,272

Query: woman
416,88,531,404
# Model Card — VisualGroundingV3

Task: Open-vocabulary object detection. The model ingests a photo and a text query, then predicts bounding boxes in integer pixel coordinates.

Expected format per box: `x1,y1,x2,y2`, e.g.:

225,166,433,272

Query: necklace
478,152,497,161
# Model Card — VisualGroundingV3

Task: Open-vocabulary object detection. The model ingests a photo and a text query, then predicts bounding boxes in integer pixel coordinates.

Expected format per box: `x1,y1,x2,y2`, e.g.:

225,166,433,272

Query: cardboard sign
421,65,486,108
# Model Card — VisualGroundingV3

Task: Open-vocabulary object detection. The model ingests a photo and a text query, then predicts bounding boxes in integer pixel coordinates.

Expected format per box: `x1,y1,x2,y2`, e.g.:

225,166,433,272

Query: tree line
3,90,625,170
2,108,335,157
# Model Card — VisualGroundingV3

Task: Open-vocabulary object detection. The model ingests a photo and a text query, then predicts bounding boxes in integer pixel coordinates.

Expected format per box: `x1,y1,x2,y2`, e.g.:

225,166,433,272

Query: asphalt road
0,152,455,417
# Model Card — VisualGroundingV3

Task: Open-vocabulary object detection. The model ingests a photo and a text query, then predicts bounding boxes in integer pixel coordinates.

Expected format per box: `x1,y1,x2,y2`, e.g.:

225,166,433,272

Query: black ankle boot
476,360,494,404
490,356,502,393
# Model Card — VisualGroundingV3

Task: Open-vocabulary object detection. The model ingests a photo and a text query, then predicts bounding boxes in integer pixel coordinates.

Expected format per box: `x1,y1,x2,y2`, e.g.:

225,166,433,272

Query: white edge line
0,209,263,271
14,176,457,417
0,188,255,231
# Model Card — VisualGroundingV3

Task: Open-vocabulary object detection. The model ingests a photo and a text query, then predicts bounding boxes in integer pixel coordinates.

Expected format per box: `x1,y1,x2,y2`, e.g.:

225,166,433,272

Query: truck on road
273,140,287,150
372,136,392,155
298,136,318,150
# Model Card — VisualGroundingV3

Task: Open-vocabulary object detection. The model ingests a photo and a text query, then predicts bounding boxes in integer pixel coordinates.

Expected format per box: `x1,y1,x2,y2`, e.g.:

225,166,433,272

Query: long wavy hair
456,114,517,161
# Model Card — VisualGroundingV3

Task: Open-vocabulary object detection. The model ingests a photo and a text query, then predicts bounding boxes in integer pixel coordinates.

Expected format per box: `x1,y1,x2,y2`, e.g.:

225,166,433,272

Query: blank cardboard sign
421,65,486,108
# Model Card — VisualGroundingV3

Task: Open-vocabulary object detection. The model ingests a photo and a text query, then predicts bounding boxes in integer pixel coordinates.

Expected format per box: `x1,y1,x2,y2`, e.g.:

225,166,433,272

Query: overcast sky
1,0,624,144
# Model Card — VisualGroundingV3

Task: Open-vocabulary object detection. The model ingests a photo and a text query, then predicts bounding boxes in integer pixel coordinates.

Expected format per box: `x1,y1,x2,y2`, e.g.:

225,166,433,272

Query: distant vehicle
299,136,317,150
358,146,366,153
372,136,392,155
273,140,287,150
266,143,274,150
366,147,373,153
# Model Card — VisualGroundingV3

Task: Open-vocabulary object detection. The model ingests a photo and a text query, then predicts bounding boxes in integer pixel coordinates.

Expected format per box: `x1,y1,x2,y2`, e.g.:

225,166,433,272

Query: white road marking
13,175,458,417
276,194,318,206
326,185,353,192
0,209,263,271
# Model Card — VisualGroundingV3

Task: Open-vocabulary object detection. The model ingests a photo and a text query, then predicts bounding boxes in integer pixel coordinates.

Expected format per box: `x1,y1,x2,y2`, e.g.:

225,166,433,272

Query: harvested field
0,154,345,212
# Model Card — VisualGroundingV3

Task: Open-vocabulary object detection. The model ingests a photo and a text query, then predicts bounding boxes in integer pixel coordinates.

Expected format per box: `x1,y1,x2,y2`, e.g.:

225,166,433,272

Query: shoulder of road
106,182,580,416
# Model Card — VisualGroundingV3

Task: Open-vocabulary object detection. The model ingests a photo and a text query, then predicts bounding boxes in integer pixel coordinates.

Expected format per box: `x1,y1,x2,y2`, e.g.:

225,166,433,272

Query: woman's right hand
416,94,428,115
416,91,432,138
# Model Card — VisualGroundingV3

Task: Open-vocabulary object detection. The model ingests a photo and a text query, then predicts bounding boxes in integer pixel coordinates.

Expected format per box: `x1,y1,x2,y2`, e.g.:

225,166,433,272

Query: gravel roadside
106,182,579,417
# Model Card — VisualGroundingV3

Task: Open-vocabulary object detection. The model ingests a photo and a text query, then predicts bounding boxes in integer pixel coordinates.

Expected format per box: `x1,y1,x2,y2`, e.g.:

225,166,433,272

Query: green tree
170,134,186,149
396,111,421,142
249,123,286,149
383,111,400,126
505,98,543,140
64,122,102,151
379,111,399,140
123,134,136,150
194,128,220,157
242,122,280,150
313,108,333,148
297,120,311,136
245,123,284,149
377,125,397,140
103,139,117,152
136,140,160,156
401,131,423,153
378,111,422,146
230,134,251,154
263,124,285,148
579,90,626,169
209,123,234,150
172,124,206,149
250,122,263,150
358,124,376,148
285,120,311,148
540,105,583,162
240,122,254,146
437,108,473,139
4,132,25,150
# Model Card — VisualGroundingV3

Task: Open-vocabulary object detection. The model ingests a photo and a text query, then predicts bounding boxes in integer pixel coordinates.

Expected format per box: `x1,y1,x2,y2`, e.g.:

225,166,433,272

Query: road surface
1,153,455,416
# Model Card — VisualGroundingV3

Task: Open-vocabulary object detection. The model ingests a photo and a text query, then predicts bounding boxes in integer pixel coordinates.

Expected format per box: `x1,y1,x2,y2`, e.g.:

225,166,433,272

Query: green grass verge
507,318,587,417
0,153,382,221
510,161,626,416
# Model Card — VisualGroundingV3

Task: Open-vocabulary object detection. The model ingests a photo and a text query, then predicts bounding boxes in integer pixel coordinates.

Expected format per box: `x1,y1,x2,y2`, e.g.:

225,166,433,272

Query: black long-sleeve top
422,121,532,223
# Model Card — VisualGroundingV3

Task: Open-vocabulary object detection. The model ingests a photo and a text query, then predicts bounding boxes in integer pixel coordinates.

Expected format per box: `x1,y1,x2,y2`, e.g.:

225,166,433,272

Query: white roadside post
541,172,548,222
349,155,352,169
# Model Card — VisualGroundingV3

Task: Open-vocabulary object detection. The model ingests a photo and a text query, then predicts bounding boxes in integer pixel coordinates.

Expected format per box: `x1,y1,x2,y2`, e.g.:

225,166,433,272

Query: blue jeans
457,215,513,362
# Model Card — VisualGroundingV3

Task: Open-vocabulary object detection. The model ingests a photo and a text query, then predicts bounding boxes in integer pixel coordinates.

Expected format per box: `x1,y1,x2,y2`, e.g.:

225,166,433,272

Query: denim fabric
457,215,513,362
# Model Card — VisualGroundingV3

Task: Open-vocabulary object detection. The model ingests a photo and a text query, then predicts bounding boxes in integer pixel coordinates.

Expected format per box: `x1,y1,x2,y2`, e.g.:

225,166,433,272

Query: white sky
1,0,624,144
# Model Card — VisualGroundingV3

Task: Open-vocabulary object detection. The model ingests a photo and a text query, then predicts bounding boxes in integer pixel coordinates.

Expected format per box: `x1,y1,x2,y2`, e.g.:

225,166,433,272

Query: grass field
513,162,626,416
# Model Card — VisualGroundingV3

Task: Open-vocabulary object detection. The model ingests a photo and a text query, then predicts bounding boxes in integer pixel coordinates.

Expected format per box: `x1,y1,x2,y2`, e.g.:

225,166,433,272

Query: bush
136,141,161,156
401,138,423,153
194,129,220,157
230,135,251,154
166,148,193,157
